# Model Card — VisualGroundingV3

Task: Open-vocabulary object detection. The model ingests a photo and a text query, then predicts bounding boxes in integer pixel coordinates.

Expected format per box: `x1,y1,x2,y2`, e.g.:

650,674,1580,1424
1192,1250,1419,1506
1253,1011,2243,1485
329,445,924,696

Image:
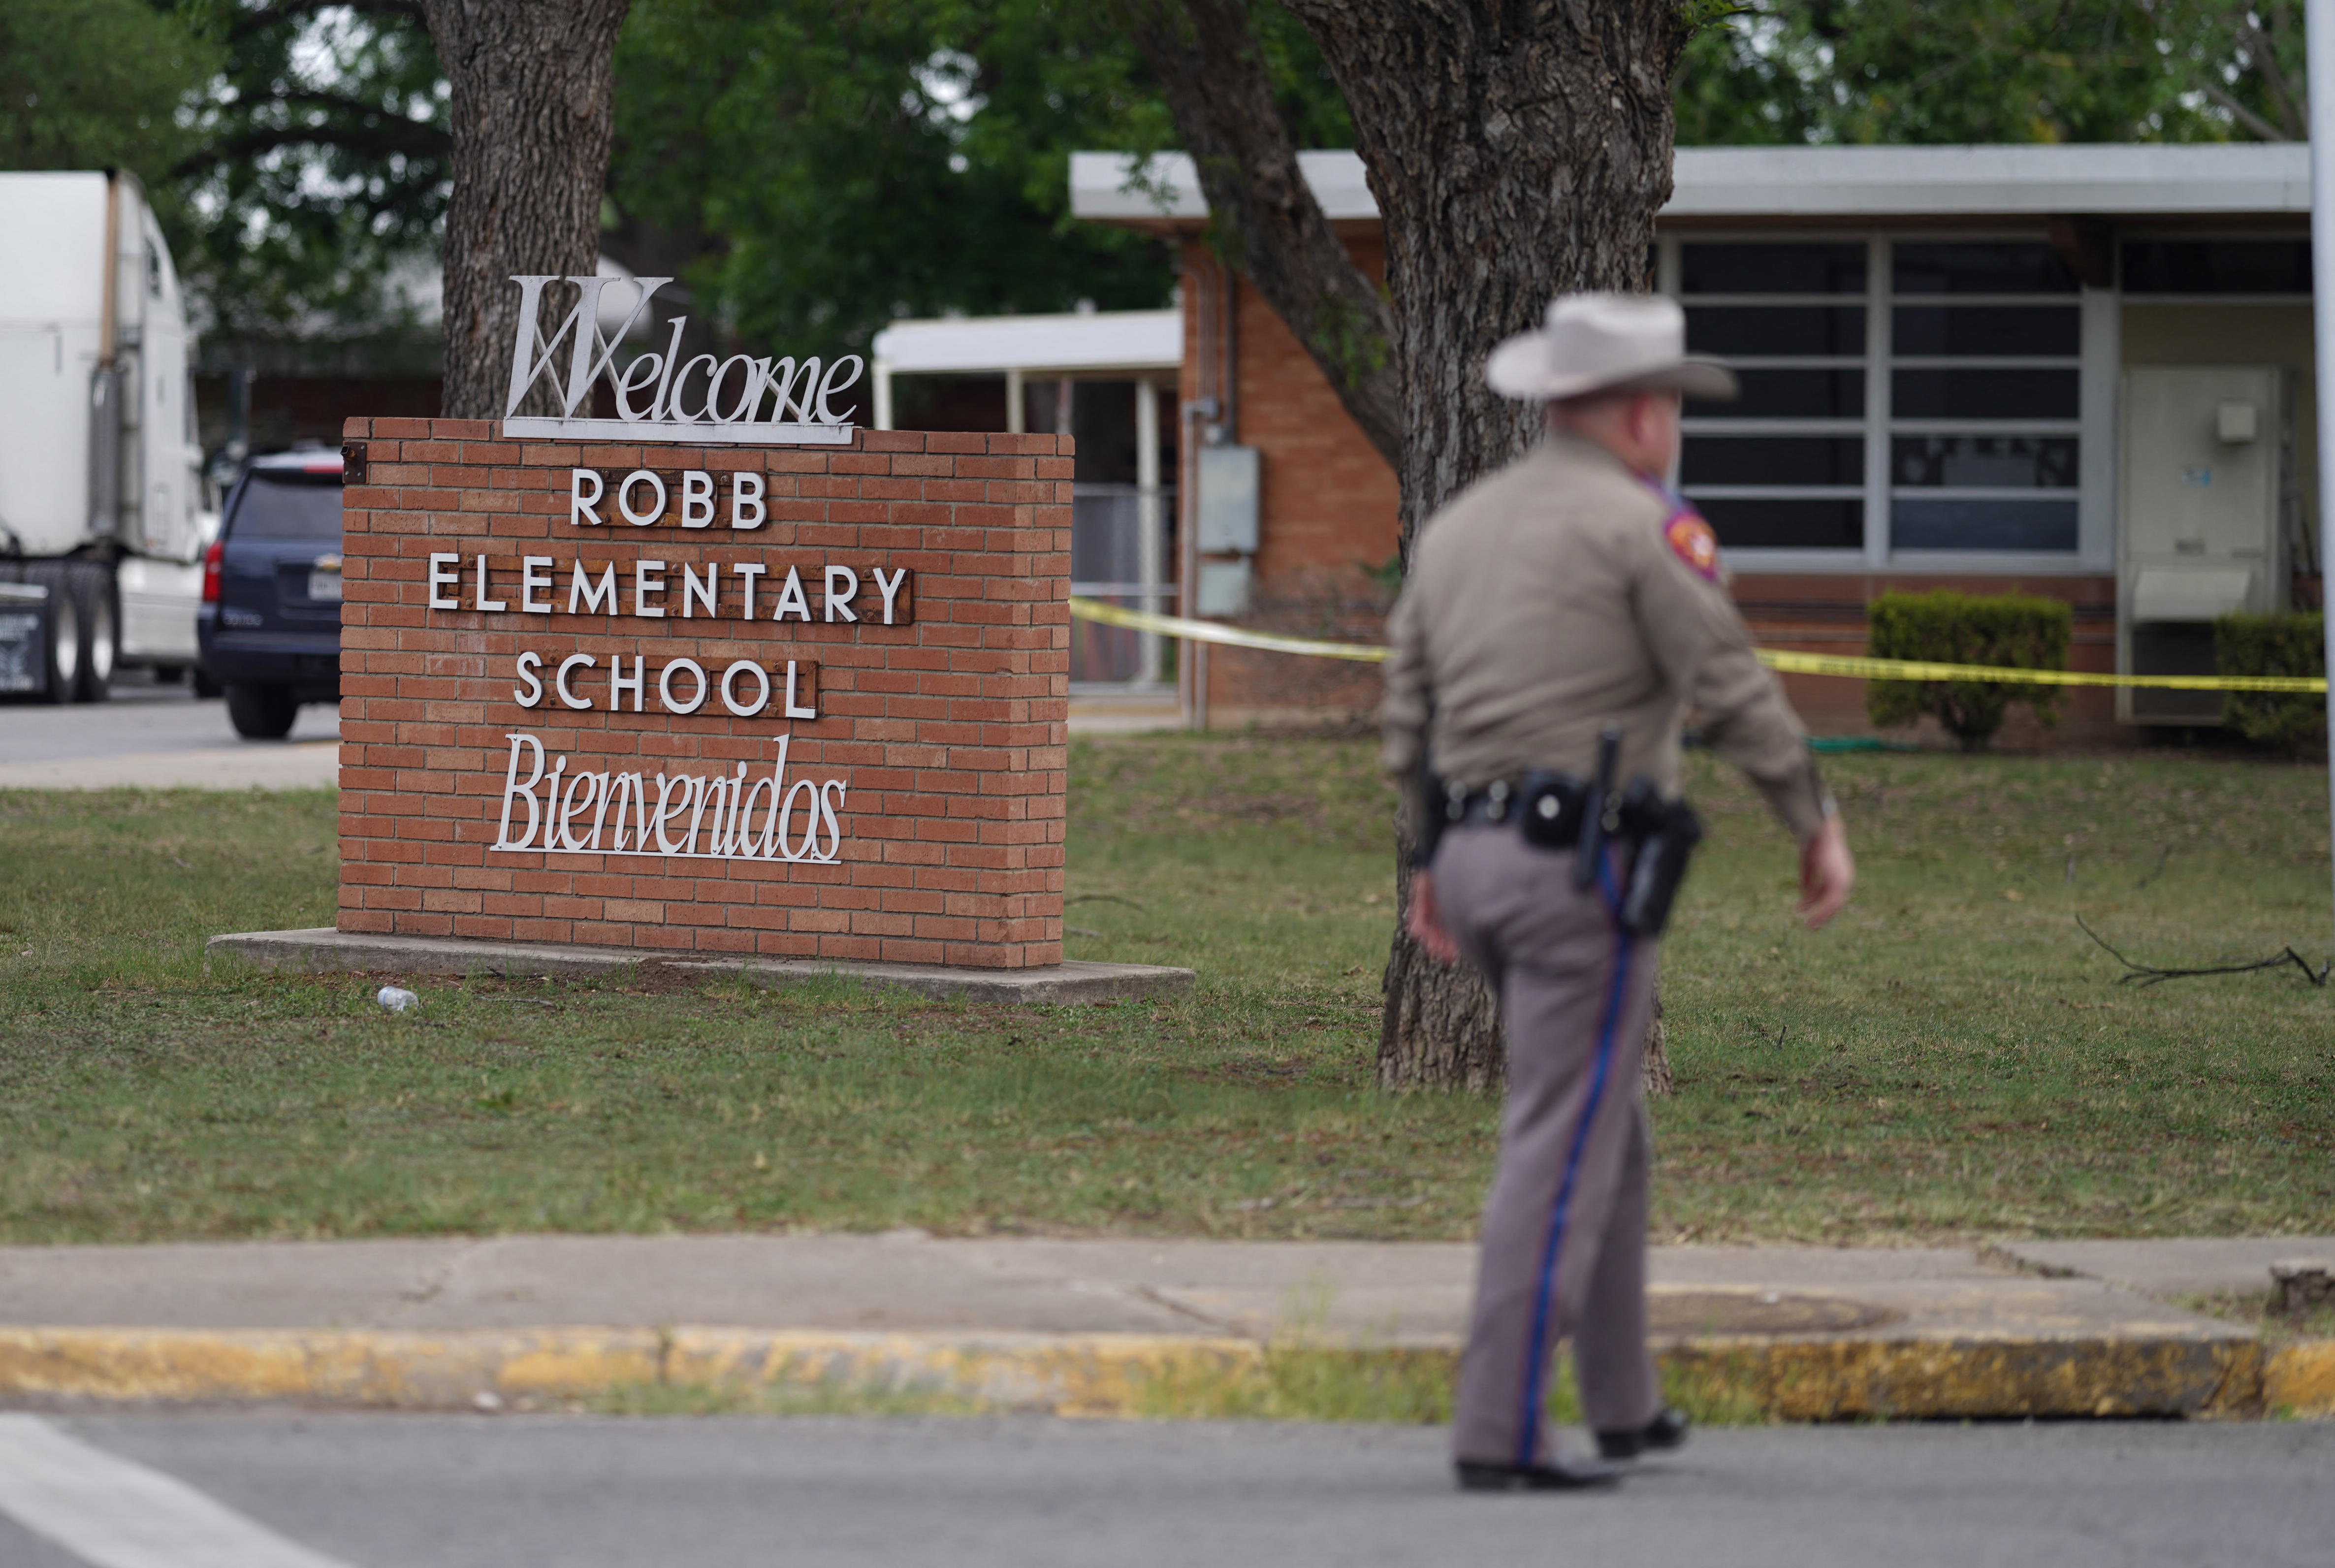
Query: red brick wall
1180,238,1400,723
337,417,1070,967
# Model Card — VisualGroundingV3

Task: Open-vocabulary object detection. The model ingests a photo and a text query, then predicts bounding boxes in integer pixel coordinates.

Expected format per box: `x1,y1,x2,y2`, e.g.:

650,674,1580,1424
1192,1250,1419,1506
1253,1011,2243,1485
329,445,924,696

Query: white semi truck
0,170,210,702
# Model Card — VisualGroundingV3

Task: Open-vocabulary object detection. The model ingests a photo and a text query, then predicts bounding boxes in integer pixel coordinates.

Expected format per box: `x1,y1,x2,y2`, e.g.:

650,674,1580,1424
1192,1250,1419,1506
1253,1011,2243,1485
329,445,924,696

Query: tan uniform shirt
1380,430,1830,841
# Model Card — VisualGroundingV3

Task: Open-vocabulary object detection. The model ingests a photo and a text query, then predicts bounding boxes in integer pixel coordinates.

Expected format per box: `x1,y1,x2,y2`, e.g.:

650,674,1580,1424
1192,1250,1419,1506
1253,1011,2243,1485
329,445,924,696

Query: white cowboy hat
1484,292,1738,403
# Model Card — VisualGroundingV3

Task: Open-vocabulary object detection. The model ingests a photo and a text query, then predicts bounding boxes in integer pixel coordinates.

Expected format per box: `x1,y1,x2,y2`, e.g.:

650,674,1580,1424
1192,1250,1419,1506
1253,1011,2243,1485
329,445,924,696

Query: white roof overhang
870,309,1181,376
1070,143,2314,226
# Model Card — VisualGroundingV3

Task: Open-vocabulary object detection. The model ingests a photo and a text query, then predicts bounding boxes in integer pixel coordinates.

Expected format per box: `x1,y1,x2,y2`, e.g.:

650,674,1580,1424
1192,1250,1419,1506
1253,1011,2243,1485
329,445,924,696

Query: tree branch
2201,79,2290,143
2077,914,2328,987
1112,0,1402,467
2238,12,2306,141
175,113,450,180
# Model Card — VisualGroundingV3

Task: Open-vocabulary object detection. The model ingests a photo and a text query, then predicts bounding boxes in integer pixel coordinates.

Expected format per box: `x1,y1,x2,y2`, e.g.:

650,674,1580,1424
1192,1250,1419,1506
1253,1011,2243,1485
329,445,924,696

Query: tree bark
421,0,634,418
1289,1,1687,1092
1126,1,1691,1090
1111,0,1402,465
1642,991,1672,1096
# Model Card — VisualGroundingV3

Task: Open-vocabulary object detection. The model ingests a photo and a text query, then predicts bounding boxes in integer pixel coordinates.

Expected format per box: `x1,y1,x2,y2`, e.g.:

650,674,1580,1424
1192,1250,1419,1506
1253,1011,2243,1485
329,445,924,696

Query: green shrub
2215,612,2327,756
1865,591,2071,752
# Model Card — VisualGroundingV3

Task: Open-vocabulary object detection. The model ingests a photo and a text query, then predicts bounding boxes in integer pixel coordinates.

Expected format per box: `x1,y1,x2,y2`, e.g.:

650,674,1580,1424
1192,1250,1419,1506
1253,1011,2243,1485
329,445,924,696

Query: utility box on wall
1195,446,1260,554
2117,365,2290,725
1193,445,1260,620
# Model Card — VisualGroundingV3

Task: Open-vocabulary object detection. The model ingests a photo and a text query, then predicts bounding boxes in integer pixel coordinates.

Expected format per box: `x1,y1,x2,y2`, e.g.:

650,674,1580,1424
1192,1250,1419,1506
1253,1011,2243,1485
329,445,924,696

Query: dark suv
197,449,344,739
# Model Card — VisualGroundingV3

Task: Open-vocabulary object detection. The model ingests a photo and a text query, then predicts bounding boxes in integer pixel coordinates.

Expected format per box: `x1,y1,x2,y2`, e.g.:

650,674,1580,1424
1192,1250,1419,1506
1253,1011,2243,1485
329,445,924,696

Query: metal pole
1134,377,1163,684
2311,0,2335,960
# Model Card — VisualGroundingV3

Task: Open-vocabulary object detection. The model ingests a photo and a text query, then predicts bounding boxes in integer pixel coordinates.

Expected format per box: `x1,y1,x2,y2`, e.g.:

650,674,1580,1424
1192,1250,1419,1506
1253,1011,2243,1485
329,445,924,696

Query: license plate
308,570,343,602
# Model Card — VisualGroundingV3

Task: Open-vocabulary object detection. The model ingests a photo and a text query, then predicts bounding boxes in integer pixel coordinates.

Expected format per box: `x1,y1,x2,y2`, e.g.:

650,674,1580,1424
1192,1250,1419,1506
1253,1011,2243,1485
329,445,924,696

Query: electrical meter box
2116,365,2291,726
1195,445,1261,555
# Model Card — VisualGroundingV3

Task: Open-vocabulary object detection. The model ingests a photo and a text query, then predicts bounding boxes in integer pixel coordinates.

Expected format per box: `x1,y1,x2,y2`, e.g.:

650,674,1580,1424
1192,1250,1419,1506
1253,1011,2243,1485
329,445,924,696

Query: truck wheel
225,682,299,739
23,563,79,704
68,562,116,702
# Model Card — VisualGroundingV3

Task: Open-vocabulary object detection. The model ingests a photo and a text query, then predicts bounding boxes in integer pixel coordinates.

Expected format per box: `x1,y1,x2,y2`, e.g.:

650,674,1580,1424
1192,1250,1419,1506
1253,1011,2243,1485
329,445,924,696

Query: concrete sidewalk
0,1233,2326,1420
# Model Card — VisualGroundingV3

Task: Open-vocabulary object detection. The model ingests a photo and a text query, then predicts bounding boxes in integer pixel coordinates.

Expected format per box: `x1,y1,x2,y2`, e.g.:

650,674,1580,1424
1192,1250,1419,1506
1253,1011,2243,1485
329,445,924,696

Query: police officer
1381,292,1855,1492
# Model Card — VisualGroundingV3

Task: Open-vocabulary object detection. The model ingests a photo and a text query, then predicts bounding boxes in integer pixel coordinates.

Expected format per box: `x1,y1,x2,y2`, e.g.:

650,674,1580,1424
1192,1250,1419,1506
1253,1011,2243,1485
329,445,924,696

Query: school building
878,144,2319,740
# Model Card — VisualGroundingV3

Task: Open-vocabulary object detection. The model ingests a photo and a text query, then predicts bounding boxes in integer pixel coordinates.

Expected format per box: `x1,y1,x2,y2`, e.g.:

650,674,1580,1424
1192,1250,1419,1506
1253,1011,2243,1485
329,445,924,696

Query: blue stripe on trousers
1511,865,1634,1468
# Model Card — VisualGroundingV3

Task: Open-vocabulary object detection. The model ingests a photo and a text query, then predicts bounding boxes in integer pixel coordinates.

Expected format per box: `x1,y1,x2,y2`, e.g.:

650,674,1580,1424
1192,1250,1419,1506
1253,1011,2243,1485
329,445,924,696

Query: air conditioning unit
2116,365,2290,726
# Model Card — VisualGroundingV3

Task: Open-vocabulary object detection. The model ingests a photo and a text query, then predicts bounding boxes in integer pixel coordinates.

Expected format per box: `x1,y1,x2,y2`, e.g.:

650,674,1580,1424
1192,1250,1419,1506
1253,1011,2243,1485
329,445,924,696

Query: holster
1413,767,1460,869
1613,778,1704,938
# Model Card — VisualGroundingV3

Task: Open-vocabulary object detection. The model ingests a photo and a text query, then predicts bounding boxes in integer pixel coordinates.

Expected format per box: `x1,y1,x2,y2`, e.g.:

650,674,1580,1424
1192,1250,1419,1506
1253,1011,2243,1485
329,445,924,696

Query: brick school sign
336,418,1071,969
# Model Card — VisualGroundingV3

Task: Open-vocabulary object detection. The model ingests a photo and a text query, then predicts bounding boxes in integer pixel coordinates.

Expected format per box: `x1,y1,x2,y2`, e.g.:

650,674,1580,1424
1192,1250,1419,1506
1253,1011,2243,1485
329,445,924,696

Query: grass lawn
0,734,2329,1246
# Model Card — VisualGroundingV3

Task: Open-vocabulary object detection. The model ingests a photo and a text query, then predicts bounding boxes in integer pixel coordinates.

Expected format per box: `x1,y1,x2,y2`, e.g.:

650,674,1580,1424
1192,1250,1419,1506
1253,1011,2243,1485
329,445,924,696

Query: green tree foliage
1677,0,2308,146
171,0,448,360
0,0,218,177
607,0,1349,362
1866,590,2071,751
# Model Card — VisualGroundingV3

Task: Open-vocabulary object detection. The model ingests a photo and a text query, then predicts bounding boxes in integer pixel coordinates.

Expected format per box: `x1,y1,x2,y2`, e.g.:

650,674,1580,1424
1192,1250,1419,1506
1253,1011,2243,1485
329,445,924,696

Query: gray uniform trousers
1433,823,1663,1468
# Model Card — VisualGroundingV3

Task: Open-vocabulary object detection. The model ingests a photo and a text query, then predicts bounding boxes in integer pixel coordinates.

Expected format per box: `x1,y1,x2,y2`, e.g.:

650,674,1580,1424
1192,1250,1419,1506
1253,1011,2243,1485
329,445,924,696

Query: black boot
1595,1407,1690,1460
1455,1453,1623,1492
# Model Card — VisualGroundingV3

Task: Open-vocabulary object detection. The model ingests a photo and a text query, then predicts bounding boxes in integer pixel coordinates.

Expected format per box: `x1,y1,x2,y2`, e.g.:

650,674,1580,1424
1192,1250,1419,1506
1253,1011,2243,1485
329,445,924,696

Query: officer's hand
1797,816,1855,930
1406,871,1461,963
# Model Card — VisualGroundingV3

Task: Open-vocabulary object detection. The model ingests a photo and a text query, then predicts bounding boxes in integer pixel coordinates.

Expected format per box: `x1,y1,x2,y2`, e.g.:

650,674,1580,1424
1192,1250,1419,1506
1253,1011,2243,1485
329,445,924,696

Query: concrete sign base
208,927,1191,1005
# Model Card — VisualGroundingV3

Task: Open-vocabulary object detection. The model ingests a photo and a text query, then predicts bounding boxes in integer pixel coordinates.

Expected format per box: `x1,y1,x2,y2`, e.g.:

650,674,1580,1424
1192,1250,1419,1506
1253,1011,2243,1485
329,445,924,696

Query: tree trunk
1123,0,1692,1090
421,0,635,418
1642,991,1672,1097
1111,0,1402,465
1283,0,1688,1089
1282,0,1683,546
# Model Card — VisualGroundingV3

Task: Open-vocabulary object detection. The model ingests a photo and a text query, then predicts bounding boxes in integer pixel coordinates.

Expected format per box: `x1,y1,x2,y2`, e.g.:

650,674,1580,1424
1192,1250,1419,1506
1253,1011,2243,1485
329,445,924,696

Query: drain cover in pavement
1647,1289,1900,1336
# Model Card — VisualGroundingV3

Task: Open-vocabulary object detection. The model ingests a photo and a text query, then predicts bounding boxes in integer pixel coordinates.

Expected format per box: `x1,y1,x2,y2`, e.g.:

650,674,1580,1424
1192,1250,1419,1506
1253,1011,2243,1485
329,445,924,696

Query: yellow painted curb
0,1326,2311,1421
669,1330,1265,1417
1663,1336,2263,1421
0,1328,660,1408
2265,1340,2335,1416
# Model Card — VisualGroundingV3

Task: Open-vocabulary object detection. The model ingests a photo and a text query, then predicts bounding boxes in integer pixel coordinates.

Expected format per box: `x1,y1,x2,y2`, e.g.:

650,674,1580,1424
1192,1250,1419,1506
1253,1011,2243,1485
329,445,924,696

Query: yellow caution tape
1071,596,1391,662
1067,596,2330,694
1755,647,2325,692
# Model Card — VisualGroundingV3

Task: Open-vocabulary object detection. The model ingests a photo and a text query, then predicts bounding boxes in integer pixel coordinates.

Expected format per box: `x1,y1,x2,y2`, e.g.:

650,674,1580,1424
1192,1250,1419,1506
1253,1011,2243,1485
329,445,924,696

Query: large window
1889,241,2081,552
1678,241,1867,549
1677,238,2086,558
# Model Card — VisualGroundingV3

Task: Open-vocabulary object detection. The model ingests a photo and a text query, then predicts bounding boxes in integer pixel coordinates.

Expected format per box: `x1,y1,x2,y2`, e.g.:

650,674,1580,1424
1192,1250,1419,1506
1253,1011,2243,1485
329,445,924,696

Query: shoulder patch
1663,511,1722,582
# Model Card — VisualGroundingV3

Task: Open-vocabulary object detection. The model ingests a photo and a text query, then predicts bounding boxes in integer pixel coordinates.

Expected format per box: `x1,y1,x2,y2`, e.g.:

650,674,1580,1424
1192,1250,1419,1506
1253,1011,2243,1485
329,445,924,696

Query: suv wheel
68,561,116,702
225,682,299,739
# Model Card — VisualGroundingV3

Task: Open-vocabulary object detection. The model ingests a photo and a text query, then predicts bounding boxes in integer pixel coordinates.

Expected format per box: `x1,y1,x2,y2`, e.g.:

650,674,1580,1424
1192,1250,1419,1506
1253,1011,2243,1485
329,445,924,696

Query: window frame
1660,230,2116,574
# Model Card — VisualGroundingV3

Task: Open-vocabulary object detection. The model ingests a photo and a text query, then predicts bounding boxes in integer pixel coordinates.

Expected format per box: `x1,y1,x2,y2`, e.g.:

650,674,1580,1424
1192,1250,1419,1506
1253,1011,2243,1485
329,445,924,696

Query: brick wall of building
1180,239,1400,725
337,418,1070,967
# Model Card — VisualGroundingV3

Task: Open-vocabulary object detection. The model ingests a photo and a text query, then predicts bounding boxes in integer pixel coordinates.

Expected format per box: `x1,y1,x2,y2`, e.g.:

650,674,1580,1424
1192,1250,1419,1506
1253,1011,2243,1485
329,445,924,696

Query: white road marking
0,1415,360,1568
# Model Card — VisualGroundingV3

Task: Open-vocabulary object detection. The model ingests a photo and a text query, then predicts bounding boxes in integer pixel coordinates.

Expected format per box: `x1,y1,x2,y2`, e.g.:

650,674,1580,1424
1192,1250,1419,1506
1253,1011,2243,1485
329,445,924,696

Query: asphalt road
1,1413,2327,1568
0,667,338,764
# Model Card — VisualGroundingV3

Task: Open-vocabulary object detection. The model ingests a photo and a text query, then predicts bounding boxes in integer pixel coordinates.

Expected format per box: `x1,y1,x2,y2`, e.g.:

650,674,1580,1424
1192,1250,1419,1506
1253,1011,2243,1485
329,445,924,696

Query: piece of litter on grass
377,986,419,1013
472,1390,502,1412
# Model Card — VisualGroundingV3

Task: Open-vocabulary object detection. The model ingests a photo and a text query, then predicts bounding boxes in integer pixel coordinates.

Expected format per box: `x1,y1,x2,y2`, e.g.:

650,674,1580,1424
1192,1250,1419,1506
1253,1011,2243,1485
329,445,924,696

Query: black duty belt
1442,770,1589,850
1435,767,1707,938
